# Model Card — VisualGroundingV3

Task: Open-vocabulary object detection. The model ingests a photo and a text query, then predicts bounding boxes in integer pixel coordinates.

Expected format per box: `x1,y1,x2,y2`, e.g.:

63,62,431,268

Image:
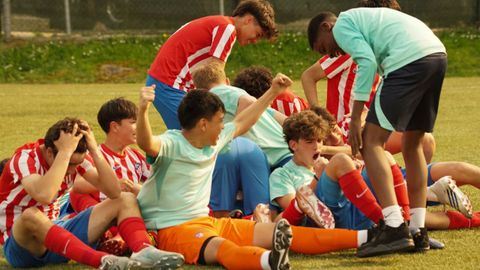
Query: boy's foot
295,185,335,229
97,234,129,256
357,221,414,257
130,245,184,269
99,254,138,270
411,228,430,252
253,203,272,223
269,219,292,270
428,237,445,250
429,176,472,218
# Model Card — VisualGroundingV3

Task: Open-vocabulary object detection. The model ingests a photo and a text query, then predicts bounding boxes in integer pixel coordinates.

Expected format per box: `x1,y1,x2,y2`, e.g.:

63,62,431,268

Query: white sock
357,230,368,247
260,251,271,270
382,205,404,228
426,186,439,202
409,208,426,232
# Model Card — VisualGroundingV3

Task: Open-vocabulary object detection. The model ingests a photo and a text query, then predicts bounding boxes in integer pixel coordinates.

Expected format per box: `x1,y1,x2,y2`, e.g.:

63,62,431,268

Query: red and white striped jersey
320,55,380,123
97,144,150,201
0,139,93,244
149,16,237,91
271,90,309,116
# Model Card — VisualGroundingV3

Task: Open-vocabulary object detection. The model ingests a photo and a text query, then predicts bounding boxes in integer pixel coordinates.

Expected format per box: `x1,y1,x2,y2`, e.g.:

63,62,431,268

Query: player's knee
119,192,138,207
19,207,44,229
330,153,355,169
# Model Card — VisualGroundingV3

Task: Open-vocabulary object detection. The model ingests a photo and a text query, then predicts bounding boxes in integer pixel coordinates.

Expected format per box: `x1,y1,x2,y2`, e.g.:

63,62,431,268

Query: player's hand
77,121,99,153
313,156,329,178
139,85,155,110
54,123,84,156
270,73,293,94
348,117,363,157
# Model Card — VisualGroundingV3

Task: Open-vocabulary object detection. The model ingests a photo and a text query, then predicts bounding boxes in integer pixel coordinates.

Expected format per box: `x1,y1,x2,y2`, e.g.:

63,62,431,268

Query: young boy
137,74,368,269
308,8,447,256
0,118,183,269
147,0,277,129
234,65,309,116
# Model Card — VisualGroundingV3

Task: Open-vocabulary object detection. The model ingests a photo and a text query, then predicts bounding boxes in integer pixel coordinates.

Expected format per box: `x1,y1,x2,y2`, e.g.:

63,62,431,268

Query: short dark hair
0,158,9,176
357,0,401,10
282,110,330,152
307,12,336,49
97,97,138,133
178,90,225,130
233,65,273,98
44,118,88,156
233,0,278,40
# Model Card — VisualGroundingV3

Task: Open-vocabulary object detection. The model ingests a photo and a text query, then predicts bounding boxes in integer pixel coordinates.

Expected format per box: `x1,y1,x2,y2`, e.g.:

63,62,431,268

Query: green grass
0,78,479,269
1,29,479,83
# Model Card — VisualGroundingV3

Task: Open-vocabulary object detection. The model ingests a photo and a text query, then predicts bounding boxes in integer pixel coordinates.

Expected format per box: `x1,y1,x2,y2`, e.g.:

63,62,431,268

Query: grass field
0,78,479,269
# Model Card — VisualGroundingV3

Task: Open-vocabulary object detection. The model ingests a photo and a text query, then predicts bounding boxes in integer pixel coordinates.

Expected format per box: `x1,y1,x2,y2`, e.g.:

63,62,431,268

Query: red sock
339,170,383,223
391,165,410,221
281,199,304,226
44,225,107,268
69,191,100,213
447,211,480,229
117,217,150,252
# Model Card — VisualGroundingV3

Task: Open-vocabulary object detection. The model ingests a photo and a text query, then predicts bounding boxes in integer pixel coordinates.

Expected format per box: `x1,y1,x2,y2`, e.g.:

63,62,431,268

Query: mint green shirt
333,8,446,101
269,159,315,206
137,122,236,230
210,85,292,167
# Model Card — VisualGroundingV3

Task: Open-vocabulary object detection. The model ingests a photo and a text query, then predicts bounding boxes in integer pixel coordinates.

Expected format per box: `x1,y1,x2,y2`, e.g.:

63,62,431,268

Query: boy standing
308,9,446,256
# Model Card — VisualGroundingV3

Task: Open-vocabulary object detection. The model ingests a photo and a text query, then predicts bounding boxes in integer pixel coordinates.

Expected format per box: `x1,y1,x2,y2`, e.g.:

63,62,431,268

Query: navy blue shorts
3,207,96,268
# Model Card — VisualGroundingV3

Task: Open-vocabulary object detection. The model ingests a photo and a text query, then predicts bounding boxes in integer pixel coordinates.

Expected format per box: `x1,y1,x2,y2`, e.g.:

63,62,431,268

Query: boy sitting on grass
136,72,370,269
0,118,183,269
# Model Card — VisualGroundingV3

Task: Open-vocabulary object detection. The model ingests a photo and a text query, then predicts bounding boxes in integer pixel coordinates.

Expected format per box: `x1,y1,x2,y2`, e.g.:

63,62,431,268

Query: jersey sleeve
10,151,38,184
209,24,236,61
76,154,94,176
269,168,296,206
319,55,354,79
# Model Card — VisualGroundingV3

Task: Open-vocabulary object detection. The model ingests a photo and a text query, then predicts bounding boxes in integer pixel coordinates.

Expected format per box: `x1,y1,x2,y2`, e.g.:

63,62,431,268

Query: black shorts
367,52,447,132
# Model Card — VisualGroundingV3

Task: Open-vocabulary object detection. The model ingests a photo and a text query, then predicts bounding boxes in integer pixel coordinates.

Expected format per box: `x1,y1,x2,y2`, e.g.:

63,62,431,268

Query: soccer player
234,65,309,116
146,0,277,129
308,8,447,256
0,118,183,269
137,74,367,269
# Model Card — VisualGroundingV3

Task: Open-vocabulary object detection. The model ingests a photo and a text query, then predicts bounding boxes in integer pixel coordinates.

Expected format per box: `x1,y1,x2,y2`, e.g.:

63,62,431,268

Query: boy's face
45,148,86,176
313,22,344,57
325,125,344,146
204,110,225,146
291,138,323,167
114,118,137,145
237,15,264,46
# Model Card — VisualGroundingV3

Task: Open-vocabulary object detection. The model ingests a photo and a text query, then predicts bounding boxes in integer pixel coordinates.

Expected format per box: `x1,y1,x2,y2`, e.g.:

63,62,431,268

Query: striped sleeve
319,55,354,79
10,151,38,184
76,154,94,176
210,24,236,61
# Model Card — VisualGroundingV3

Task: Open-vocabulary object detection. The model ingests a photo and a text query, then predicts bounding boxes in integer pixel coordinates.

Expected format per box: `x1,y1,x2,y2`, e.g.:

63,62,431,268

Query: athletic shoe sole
131,254,184,270
270,219,292,270
296,185,335,229
357,238,415,258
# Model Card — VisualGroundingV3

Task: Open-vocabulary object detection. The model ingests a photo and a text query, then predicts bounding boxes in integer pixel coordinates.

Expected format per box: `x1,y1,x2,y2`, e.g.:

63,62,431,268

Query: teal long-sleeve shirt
332,8,446,101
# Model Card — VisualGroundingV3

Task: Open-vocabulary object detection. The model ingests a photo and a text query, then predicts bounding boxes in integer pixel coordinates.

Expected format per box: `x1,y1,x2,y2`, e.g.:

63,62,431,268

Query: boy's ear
288,139,298,152
320,21,333,32
109,121,119,132
198,118,208,132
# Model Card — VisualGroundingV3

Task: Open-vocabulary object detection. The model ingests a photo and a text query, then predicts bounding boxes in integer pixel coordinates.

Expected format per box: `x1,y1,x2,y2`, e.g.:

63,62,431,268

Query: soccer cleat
97,234,129,256
295,185,335,229
429,176,473,218
357,221,414,257
130,245,184,270
428,237,445,250
411,228,430,252
253,203,272,223
269,219,292,270
228,209,244,219
99,254,138,270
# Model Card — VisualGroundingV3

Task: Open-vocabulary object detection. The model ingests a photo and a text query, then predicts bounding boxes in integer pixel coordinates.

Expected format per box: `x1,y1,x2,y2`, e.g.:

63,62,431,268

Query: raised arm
233,73,292,137
301,61,327,106
237,95,287,126
136,85,162,157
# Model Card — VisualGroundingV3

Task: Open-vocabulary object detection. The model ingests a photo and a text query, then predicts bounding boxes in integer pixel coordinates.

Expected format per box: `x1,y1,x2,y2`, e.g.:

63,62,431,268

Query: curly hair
283,110,330,152
357,0,401,10
232,65,273,98
309,105,337,131
233,0,278,40
44,117,88,156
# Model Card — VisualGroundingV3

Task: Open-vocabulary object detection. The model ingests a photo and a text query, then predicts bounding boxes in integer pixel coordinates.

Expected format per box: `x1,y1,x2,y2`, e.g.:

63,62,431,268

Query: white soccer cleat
99,254,138,270
429,176,473,218
295,185,335,229
130,245,184,270
253,203,272,223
